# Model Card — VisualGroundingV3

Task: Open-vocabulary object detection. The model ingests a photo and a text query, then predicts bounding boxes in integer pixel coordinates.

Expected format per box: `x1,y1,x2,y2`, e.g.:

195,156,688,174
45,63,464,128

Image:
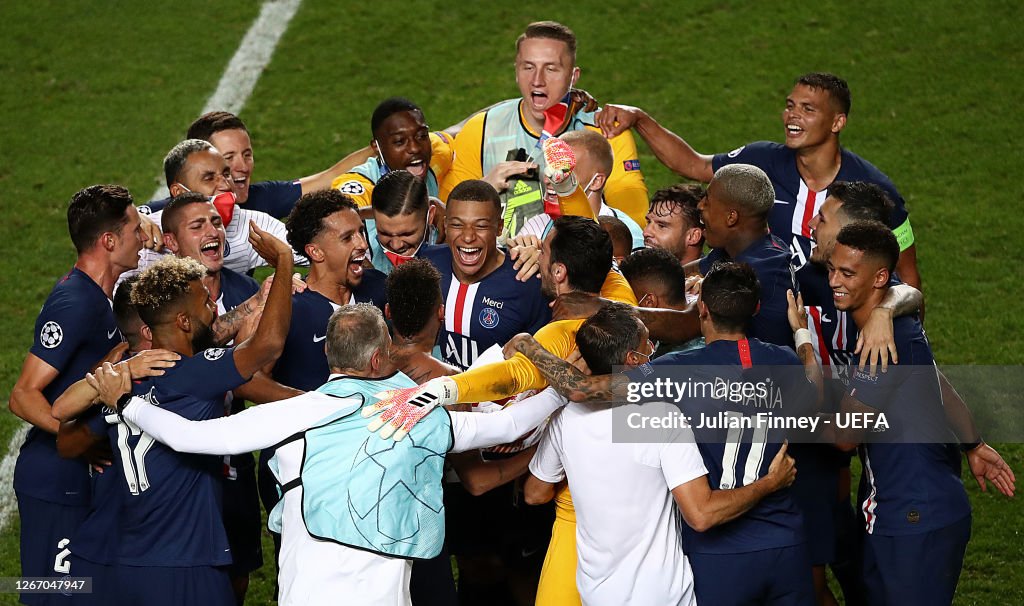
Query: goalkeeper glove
362,376,459,441
541,138,578,197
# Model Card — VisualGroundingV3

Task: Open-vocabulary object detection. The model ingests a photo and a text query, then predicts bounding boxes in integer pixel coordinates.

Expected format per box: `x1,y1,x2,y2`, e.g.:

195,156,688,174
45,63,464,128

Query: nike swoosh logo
313,334,327,343
820,315,832,323
107,329,118,339
773,199,790,205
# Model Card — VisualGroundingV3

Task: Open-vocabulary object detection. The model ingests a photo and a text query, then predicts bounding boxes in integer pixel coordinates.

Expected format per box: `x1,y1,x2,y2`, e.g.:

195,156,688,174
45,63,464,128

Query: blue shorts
222,461,263,576
689,544,816,605
863,515,971,606
787,444,840,565
67,557,114,606
17,493,88,606
112,565,233,606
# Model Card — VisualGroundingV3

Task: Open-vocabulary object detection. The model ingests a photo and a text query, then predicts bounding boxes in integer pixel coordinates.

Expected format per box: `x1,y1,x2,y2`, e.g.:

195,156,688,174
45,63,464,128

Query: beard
191,319,219,353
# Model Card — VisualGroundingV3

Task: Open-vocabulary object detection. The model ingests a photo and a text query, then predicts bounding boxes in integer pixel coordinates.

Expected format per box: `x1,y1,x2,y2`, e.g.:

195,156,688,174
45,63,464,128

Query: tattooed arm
212,293,262,346
502,333,628,403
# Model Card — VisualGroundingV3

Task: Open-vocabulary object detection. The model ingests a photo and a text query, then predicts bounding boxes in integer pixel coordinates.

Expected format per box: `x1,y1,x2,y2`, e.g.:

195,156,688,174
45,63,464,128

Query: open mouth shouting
404,157,428,179
456,246,484,268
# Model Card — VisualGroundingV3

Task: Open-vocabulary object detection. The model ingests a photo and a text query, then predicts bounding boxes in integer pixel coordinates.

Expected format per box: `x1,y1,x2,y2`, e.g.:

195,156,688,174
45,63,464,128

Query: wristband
794,328,812,350
960,439,983,453
115,392,133,414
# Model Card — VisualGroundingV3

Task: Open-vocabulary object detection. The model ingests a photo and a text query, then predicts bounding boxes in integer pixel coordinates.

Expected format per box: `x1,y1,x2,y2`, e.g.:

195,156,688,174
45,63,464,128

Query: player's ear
874,267,890,289
686,227,703,247
140,324,153,347
437,304,445,322
552,262,567,283
591,172,608,192
304,243,324,264
384,303,392,320
698,300,710,320
832,112,847,135
726,209,740,228
570,66,581,88
168,183,187,198
163,232,180,254
176,311,191,333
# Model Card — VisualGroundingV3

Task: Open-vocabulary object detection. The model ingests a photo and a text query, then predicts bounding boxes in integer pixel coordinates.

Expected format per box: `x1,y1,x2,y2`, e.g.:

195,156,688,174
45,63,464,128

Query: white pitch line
0,425,30,532
0,0,304,533
150,0,304,201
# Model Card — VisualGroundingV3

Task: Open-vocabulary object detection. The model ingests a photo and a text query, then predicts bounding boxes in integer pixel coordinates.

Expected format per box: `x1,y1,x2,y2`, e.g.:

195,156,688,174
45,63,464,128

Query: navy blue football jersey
848,316,969,536
421,244,550,370
713,142,911,275
107,347,246,567
699,235,799,349
643,338,809,554
16,267,122,506
140,179,301,218
271,272,387,391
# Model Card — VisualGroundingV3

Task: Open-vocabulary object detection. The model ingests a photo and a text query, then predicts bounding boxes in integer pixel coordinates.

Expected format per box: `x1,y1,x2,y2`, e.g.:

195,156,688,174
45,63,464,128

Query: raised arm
449,387,565,453
232,222,294,379
298,147,375,194
596,105,715,183
504,333,626,403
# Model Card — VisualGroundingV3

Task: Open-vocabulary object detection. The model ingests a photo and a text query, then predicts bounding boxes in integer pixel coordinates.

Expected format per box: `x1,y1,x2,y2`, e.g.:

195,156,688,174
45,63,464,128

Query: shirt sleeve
440,112,487,202
247,180,302,218
601,128,649,227
527,407,566,483
330,173,375,208
30,292,98,372
600,270,638,305
450,387,566,453
123,392,359,455
167,348,247,399
659,439,709,490
451,320,580,403
430,131,454,182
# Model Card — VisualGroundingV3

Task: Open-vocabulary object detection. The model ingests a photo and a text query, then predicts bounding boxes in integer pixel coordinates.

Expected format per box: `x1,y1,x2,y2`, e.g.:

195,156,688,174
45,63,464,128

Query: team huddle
10,19,1018,606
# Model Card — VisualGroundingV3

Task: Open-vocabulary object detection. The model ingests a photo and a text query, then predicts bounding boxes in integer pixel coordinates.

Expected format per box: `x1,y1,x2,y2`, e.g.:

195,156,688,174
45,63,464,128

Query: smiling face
373,110,431,180
165,202,227,273
697,180,732,250
445,197,504,283
782,84,846,150
311,209,369,288
208,128,254,203
827,243,887,313
175,149,234,197
515,37,579,127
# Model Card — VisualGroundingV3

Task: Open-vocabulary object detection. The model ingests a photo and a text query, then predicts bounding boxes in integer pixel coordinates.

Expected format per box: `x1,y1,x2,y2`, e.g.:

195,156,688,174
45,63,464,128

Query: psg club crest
40,321,63,348
479,307,500,329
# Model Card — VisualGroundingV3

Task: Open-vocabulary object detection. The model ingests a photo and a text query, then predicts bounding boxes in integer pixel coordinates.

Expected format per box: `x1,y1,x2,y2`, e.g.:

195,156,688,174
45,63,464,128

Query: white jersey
530,401,706,606
123,381,564,606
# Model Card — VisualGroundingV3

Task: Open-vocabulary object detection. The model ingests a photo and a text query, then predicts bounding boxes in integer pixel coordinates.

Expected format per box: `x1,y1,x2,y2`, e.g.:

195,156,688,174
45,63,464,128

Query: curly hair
285,189,358,258
130,256,206,326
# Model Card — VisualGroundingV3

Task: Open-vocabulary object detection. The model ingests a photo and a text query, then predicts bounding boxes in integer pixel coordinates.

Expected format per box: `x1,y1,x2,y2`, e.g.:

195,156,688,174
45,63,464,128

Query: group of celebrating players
10,19,1017,606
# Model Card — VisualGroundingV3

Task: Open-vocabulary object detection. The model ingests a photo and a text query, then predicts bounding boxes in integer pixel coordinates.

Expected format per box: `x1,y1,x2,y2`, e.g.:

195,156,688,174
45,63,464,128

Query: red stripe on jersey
808,307,831,370
801,189,818,238
737,339,753,369
452,282,470,336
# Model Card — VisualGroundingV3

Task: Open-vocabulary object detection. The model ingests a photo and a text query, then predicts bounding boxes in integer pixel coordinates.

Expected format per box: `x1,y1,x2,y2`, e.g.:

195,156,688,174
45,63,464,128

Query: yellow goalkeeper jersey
331,131,453,207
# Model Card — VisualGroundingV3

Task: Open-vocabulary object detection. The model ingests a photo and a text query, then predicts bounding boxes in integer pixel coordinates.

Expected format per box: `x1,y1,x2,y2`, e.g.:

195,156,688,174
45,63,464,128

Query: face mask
174,185,237,227
373,139,390,175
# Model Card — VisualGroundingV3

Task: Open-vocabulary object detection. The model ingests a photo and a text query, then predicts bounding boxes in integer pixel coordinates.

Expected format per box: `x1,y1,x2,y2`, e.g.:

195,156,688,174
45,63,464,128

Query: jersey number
115,418,156,495
718,411,770,489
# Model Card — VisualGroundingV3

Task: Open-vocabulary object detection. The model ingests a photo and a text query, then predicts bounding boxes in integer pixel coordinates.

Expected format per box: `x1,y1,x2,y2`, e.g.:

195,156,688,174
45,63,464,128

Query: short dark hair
162,192,214,236
835,221,899,274
371,97,422,138
619,247,687,305
701,262,761,333
577,302,641,375
650,183,703,229
67,184,134,253
448,179,501,214
829,181,894,225
550,216,612,294
371,170,429,218
598,215,632,258
113,275,140,329
186,111,248,141
130,256,206,326
286,189,358,258
386,259,442,338
164,139,215,186
517,21,577,64
797,72,851,115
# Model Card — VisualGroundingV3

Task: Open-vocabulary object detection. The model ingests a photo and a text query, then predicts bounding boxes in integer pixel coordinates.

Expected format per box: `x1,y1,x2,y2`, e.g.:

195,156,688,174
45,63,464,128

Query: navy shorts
787,444,841,565
67,557,114,606
688,544,816,606
17,493,88,606
862,515,971,606
222,461,263,576
112,565,233,606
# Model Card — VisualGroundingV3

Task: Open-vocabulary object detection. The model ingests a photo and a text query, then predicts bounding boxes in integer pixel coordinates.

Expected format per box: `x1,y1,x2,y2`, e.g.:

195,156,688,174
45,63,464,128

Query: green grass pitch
0,1,1021,603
